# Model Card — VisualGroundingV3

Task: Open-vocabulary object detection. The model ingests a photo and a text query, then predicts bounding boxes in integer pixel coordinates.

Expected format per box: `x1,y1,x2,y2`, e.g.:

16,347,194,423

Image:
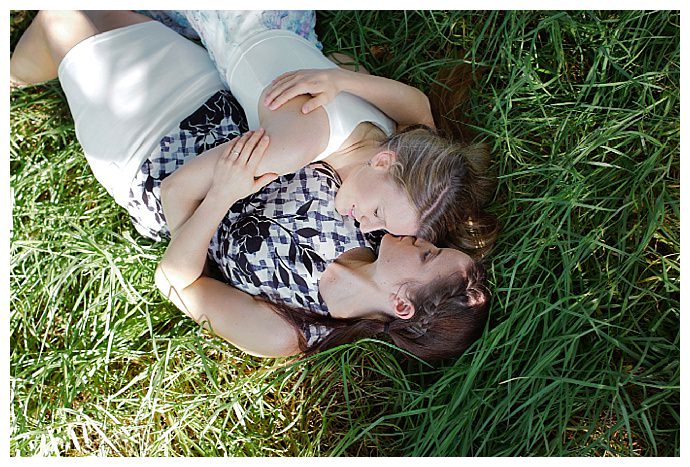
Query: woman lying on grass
10,10,494,361
156,132,488,359
139,10,495,247
157,129,490,359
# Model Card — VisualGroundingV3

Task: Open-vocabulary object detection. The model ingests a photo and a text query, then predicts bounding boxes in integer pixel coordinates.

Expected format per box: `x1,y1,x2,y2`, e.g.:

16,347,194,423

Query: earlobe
370,150,397,170
389,293,415,320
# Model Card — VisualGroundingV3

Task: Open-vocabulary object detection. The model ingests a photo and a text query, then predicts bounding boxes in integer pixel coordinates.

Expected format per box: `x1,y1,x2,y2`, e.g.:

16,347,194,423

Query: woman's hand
263,68,347,114
207,129,279,204
159,129,278,292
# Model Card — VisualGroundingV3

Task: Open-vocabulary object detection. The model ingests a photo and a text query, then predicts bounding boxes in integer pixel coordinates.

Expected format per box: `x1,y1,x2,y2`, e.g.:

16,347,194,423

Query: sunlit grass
10,10,679,456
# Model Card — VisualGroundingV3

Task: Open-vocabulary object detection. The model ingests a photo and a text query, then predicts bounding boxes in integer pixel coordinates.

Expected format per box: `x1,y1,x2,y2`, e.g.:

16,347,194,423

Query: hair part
382,126,498,259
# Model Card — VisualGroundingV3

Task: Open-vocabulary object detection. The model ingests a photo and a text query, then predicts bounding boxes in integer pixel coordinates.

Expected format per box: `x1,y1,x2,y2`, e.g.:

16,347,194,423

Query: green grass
10,10,679,456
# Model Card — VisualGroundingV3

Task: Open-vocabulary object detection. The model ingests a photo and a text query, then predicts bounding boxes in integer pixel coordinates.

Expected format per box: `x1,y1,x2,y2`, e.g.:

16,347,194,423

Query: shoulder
256,93,330,176
333,121,388,155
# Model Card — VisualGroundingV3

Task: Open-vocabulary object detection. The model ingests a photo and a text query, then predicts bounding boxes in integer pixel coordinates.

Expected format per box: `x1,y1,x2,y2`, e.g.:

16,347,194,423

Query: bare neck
322,125,386,179
318,248,391,321
323,142,376,180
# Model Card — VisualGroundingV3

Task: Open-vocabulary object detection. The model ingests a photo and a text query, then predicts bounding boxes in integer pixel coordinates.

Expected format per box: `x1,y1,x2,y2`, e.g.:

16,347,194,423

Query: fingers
237,129,266,164
224,133,246,159
247,136,270,173
265,79,305,110
269,71,298,92
264,69,328,110
302,95,328,114
255,172,279,190
263,73,295,108
224,129,269,168
271,70,297,87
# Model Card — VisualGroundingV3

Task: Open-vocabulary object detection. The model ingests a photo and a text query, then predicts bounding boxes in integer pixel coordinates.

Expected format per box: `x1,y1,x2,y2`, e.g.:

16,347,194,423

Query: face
374,234,472,293
334,152,419,235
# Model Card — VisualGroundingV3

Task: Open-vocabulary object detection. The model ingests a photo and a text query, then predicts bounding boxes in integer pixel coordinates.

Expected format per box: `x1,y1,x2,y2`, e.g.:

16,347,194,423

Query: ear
369,150,397,171
388,293,416,320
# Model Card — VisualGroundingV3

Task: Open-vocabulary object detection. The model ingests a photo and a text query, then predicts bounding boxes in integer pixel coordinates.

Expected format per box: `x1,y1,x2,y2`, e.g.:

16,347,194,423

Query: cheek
387,257,418,283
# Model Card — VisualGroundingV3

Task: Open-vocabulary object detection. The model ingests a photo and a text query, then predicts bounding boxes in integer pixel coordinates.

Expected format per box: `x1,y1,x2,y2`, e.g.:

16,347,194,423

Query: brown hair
364,60,497,259
270,261,490,363
383,125,498,259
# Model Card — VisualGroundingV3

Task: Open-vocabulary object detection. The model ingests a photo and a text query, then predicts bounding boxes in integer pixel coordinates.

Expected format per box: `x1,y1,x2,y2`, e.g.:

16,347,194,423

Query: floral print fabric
126,89,368,348
126,90,247,241
209,164,369,347
138,10,322,50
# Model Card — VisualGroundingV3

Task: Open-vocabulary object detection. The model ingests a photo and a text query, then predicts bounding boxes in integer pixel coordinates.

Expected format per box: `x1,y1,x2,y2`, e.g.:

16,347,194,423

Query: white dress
174,10,396,161
57,21,223,206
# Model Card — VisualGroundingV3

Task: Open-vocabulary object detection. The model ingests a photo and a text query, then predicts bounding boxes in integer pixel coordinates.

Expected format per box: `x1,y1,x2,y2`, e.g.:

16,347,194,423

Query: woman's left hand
207,129,279,204
263,68,346,114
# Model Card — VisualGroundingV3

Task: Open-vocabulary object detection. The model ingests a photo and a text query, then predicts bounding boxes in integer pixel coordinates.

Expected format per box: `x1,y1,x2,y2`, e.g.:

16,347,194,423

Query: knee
34,11,98,67
35,10,76,30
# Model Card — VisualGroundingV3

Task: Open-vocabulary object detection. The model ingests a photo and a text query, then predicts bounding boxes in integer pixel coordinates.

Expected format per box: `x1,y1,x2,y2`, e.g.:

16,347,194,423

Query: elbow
155,261,191,298
154,264,197,321
154,264,173,299
419,93,436,130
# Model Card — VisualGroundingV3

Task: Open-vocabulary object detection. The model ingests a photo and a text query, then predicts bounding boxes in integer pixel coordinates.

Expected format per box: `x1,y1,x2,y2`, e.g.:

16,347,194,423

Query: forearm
160,130,275,290
337,69,435,128
161,141,230,234
159,191,237,290
153,273,302,358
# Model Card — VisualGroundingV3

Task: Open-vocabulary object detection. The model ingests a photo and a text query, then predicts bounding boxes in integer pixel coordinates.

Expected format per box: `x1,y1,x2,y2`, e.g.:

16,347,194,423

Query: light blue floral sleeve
137,10,322,50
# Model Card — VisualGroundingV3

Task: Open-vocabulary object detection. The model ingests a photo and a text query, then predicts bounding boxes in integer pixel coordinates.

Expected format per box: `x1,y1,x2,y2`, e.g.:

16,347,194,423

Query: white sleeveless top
224,30,395,160
180,12,397,162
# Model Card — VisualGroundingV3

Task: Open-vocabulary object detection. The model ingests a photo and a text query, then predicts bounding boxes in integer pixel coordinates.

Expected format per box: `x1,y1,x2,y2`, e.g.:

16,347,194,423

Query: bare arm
159,130,276,290
156,130,299,357
160,139,233,234
155,270,301,358
263,67,436,130
162,99,331,233
160,55,375,216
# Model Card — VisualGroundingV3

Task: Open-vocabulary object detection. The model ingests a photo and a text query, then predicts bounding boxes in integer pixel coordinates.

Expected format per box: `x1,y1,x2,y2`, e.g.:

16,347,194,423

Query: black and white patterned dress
208,164,369,347
124,89,370,348
126,89,248,241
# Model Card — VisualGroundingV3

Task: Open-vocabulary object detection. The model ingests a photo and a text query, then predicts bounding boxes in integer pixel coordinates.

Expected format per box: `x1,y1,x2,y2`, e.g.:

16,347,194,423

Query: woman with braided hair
155,129,490,361
11,10,493,361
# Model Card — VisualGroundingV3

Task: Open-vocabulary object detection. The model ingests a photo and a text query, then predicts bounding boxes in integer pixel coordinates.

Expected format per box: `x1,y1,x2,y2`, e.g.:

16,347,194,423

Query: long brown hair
382,126,497,259
269,261,490,362
378,62,497,259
